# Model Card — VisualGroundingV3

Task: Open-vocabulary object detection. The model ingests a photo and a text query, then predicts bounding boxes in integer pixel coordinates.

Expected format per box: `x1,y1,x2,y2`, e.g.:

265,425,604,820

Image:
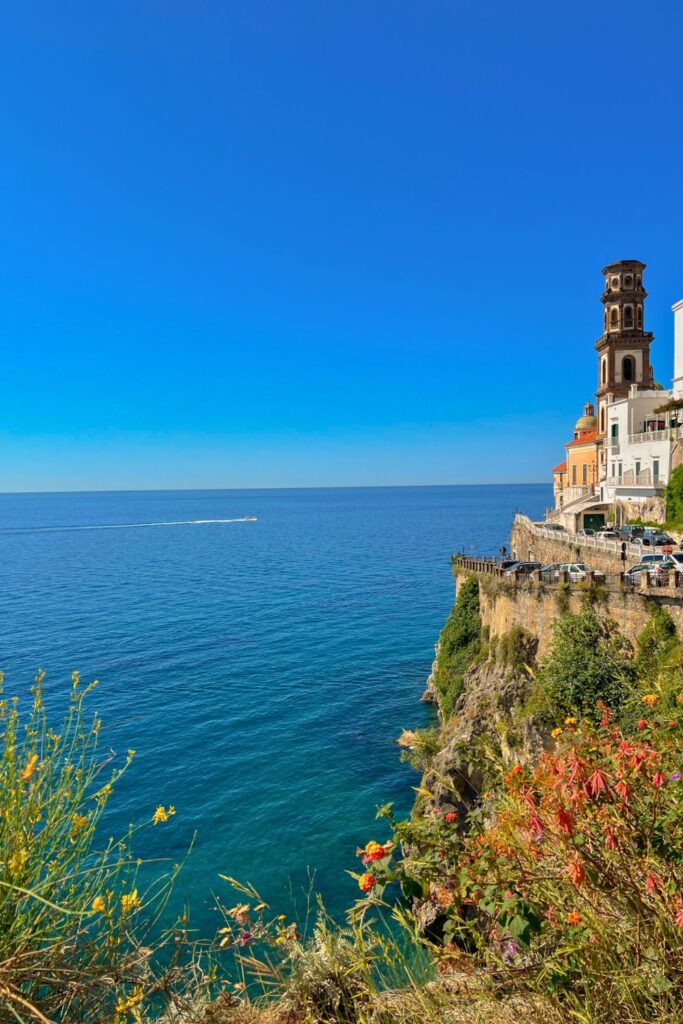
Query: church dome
575,401,596,433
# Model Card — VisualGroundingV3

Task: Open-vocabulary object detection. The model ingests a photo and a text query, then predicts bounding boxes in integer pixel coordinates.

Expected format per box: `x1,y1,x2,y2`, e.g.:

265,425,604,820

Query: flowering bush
0,672,195,1023
357,703,683,1021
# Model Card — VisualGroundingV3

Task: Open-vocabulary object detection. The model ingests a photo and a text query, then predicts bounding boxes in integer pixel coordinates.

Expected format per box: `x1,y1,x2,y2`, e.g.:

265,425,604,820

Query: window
635,460,641,482
624,275,633,288
572,465,577,485
611,423,619,440
624,305,633,328
601,357,607,384
623,355,635,381
653,459,660,484
618,463,623,478
637,305,643,328
600,407,606,433
582,464,587,485
612,277,619,289
611,463,616,477
636,274,642,288
610,306,619,327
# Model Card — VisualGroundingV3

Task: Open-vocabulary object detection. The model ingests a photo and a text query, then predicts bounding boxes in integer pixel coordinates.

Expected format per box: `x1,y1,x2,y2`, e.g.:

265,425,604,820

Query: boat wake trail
0,518,257,535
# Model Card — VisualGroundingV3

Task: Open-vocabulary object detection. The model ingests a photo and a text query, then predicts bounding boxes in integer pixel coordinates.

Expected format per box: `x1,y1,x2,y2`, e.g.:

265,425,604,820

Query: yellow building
554,402,599,512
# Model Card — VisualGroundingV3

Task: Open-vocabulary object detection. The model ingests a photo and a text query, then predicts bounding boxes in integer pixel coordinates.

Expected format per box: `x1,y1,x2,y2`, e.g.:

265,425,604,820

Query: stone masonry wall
510,519,626,575
475,574,683,658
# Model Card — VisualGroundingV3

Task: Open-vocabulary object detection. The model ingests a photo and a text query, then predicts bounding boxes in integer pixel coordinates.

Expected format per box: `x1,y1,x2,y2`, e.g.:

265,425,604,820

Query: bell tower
595,260,654,441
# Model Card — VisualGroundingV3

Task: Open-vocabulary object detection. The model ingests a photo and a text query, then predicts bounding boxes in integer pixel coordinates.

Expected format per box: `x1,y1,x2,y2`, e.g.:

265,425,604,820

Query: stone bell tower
595,260,654,441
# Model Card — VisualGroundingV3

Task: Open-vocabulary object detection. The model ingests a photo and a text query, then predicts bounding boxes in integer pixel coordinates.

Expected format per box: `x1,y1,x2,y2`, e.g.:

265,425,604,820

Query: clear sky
1,1,682,491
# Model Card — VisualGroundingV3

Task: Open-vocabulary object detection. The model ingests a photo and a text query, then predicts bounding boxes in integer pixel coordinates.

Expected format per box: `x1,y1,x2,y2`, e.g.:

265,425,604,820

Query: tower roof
574,401,597,433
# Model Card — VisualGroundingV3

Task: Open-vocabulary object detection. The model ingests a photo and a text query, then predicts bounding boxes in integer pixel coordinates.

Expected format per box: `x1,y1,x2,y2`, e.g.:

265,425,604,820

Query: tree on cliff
538,603,636,721
665,464,683,525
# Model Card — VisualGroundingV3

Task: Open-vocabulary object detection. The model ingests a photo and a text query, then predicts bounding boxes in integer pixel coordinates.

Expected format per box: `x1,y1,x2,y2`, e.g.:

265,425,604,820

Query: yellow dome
575,401,596,432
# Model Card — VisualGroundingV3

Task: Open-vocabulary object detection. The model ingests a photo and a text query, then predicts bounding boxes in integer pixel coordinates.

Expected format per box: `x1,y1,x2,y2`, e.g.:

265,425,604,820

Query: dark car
500,559,520,571
504,561,543,578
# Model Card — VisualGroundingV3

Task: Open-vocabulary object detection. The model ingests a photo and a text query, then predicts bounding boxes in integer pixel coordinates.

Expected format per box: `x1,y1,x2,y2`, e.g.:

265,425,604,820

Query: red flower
675,905,683,928
556,806,574,834
604,826,618,850
652,771,666,789
646,873,660,895
637,720,648,731
444,811,458,823
358,873,376,893
567,857,585,887
567,910,582,926
587,768,609,799
614,779,630,802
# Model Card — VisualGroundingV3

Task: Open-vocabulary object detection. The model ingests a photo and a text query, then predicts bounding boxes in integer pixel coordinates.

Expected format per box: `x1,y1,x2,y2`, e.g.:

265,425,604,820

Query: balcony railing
628,425,683,445
621,468,652,486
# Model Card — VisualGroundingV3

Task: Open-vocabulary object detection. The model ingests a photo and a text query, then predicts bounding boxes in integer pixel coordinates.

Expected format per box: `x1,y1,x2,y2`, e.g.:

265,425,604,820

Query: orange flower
21,754,39,783
444,812,458,823
567,911,582,926
642,694,659,707
567,857,585,887
360,840,390,862
358,872,376,893
652,771,666,789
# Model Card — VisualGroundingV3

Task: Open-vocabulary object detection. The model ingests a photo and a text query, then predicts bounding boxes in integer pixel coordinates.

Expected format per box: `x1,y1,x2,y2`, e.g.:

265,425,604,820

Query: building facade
551,261,683,530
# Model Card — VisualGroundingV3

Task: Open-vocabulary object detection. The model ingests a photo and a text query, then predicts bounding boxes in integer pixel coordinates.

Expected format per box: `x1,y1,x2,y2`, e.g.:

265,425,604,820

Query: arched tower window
600,406,606,433
624,305,634,328
601,357,607,384
610,306,619,328
623,356,635,382
637,304,643,328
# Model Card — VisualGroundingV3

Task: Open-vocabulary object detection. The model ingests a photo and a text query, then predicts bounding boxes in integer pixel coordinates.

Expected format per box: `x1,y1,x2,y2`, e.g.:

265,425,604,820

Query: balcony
628,425,683,445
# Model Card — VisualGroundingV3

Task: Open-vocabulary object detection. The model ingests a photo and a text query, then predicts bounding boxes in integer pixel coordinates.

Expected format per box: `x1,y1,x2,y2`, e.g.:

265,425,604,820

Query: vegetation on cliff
4,594,683,1024
431,576,481,719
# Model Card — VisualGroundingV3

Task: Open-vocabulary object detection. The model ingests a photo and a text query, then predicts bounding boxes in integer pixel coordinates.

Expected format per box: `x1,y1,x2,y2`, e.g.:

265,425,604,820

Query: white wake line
2,518,257,534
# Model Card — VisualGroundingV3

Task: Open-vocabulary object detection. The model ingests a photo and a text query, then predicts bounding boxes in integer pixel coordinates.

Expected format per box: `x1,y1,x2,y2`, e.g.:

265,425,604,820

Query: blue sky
1,1,682,490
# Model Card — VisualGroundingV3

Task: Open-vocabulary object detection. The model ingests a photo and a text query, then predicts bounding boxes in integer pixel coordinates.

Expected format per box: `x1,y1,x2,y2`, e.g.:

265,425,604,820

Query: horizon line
0,481,550,496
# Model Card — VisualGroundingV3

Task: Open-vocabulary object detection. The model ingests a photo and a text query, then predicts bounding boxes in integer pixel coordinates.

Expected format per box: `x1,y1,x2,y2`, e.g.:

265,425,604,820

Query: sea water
0,484,549,936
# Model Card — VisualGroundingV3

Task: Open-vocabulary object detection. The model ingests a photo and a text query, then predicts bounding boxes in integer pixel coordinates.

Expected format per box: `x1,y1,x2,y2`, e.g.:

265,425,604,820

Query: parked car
503,561,543,577
500,559,520,571
577,528,595,537
543,562,606,583
596,529,620,540
639,553,677,566
539,562,561,581
618,525,645,540
632,530,675,547
624,562,673,585
541,523,566,532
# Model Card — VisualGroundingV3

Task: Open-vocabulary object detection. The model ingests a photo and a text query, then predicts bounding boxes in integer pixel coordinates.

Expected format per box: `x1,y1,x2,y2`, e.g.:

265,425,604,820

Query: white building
601,301,683,508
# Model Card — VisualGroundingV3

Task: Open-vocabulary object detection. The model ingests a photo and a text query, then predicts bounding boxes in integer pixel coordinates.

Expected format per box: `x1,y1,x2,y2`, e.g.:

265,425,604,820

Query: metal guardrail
513,513,647,561
451,554,683,595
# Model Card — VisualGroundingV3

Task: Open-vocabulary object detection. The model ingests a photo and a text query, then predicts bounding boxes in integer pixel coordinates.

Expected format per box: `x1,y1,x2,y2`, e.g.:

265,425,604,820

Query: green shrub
536,603,636,722
433,577,481,719
665,465,683,525
0,671,196,1024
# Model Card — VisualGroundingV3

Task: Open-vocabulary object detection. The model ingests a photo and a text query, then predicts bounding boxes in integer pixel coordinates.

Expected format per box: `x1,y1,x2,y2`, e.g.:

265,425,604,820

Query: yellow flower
9,848,28,873
70,814,89,838
227,902,250,924
94,783,112,806
152,805,176,825
120,889,141,915
551,727,563,738
92,896,106,914
642,694,659,707
115,985,144,1013
564,716,577,726
21,754,39,783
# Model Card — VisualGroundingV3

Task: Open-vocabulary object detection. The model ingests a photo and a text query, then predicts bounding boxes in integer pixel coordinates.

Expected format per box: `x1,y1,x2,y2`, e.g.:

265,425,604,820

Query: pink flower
587,768,609,799
652,771,666,789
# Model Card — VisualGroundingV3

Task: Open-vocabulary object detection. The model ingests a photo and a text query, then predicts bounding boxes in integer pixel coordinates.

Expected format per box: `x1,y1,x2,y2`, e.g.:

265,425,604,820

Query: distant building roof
565,430,597,449
553,461,567,473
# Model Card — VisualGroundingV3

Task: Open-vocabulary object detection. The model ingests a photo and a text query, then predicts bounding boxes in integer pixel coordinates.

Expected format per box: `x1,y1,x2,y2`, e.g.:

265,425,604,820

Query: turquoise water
0,485,549,935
